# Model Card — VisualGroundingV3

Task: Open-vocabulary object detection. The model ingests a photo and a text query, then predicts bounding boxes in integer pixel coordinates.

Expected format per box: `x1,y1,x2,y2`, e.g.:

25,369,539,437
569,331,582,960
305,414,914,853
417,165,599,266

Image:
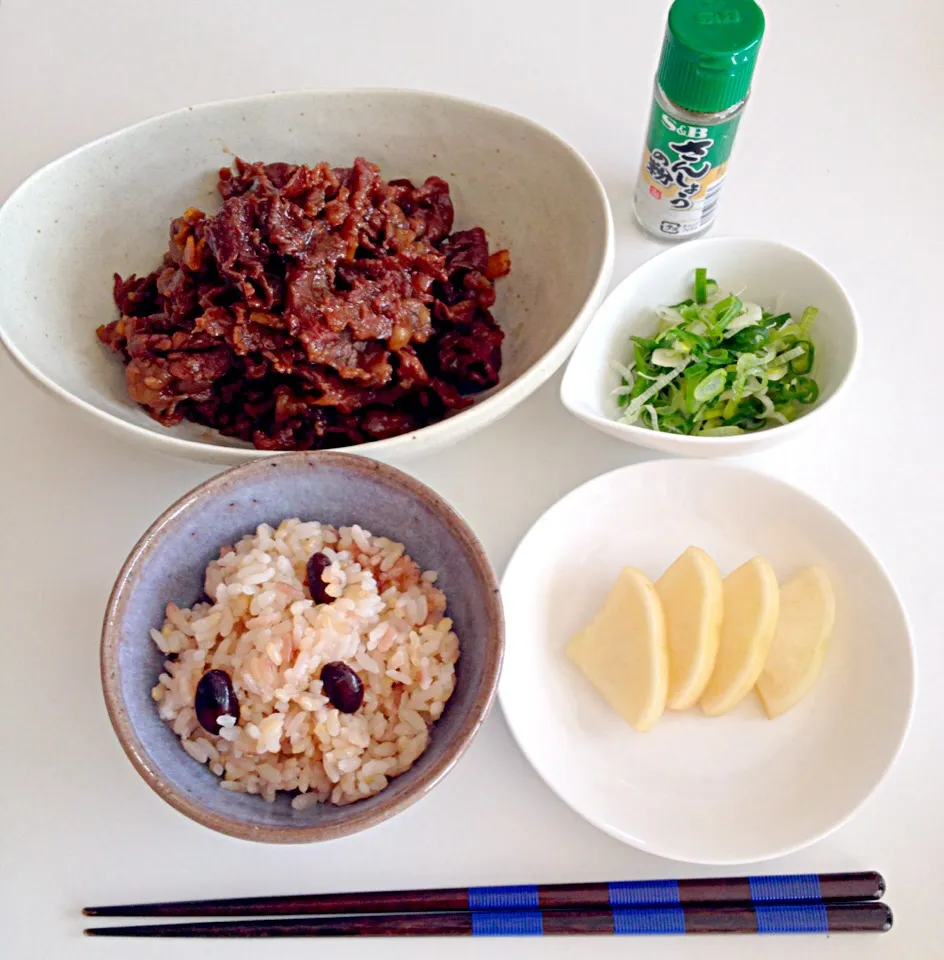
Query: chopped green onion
792,377,819,404
693,368,727,404
799,306,818,335
712,296,744,336
757,391,789,425
789,340,815,375
729,326,769,351
699,425,744,437
615,271,821,435
694,267,708,304
673,329,710,356
633,340,656,375
616,376,631,407
775,344,806,366
620,360,690,423
704,347,732,364
682,362,709,414
723,302,762,336
630,373,650,400
651,347,688,367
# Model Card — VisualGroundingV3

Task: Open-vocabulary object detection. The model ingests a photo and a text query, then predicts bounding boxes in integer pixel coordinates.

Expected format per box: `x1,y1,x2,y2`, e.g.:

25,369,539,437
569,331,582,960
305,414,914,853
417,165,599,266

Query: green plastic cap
657,0,765,114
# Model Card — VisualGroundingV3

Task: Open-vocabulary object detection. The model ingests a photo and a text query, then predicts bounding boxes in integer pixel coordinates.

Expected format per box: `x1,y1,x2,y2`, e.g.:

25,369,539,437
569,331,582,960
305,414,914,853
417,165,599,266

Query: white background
1,0,941,956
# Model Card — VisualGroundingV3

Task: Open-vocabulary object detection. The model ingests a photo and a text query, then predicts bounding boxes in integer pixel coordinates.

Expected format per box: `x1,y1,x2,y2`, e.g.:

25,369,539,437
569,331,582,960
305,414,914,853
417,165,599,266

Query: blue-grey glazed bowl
101,452,504,842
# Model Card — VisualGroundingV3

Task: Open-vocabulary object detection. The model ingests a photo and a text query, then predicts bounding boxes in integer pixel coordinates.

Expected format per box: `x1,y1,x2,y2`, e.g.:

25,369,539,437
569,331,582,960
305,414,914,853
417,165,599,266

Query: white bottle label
633,103,742,239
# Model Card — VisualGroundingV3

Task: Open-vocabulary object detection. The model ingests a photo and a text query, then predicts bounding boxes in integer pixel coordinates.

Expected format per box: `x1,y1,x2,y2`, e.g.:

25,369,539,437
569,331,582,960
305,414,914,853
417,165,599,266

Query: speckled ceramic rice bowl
101,452,504,842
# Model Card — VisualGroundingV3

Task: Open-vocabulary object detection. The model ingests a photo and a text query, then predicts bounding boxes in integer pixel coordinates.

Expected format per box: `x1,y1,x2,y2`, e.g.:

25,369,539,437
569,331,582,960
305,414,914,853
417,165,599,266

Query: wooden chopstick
82,870,885,918
84,902,893,938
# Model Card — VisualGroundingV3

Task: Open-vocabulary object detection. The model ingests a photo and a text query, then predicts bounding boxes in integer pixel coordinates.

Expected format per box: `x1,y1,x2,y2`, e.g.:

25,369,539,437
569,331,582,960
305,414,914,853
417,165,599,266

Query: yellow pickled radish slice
566,566,668,732
700,556,779,717
655,546,724,711
756,566,836,718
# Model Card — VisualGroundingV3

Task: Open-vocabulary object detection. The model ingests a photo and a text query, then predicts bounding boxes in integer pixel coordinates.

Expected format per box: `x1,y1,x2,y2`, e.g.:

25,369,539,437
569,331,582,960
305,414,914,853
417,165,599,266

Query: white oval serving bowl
0,88,613,464
561,237,859,457
499,459,914,864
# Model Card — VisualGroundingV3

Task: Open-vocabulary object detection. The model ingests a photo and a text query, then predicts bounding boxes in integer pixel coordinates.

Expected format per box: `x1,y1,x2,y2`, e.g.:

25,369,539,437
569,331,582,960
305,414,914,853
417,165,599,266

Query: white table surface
1,0,941,956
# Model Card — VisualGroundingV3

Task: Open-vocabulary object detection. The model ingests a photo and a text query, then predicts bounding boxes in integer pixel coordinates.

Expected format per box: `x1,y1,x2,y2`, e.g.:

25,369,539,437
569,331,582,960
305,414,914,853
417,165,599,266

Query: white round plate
499,459,914,864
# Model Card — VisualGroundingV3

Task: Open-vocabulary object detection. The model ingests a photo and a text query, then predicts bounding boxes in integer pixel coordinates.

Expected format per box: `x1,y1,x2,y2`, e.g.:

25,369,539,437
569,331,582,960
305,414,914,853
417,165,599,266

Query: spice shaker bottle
633,0,765,241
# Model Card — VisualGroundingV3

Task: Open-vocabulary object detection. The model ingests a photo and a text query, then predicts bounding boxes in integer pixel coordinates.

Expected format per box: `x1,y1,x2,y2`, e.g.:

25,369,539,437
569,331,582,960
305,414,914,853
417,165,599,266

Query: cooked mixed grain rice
151,519,458,806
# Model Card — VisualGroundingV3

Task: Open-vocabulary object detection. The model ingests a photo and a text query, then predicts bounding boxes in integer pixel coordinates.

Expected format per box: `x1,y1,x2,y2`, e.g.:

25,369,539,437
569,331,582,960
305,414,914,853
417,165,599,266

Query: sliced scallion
614,270,822,436
693,368,727,404
799,306,818,335
789,340,815,375
694,267,708,304
620,360,690,423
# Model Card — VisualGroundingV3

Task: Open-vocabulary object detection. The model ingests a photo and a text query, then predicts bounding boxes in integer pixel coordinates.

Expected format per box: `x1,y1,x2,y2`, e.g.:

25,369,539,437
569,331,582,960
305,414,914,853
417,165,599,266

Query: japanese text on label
646,137,714,210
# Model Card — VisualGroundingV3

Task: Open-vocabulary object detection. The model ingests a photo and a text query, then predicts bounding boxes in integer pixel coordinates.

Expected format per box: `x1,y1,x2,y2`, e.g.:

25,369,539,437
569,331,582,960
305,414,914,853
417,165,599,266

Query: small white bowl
0,89,613,464
561,237,859,457
499,459,915,864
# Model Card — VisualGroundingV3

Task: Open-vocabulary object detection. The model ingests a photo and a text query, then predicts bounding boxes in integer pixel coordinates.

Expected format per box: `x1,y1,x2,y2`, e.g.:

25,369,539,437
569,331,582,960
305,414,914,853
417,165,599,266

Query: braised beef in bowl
0,89,614,464
97,157,511,452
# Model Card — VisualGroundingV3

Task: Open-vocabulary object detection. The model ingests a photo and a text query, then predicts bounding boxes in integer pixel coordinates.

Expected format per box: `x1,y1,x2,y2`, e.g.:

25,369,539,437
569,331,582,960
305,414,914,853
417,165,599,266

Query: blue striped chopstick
84,902,894,938
84,870,885,918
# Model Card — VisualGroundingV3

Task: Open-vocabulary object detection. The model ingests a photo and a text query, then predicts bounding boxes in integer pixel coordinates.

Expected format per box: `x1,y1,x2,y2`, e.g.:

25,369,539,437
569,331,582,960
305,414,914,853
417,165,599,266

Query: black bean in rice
149,519,458,806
